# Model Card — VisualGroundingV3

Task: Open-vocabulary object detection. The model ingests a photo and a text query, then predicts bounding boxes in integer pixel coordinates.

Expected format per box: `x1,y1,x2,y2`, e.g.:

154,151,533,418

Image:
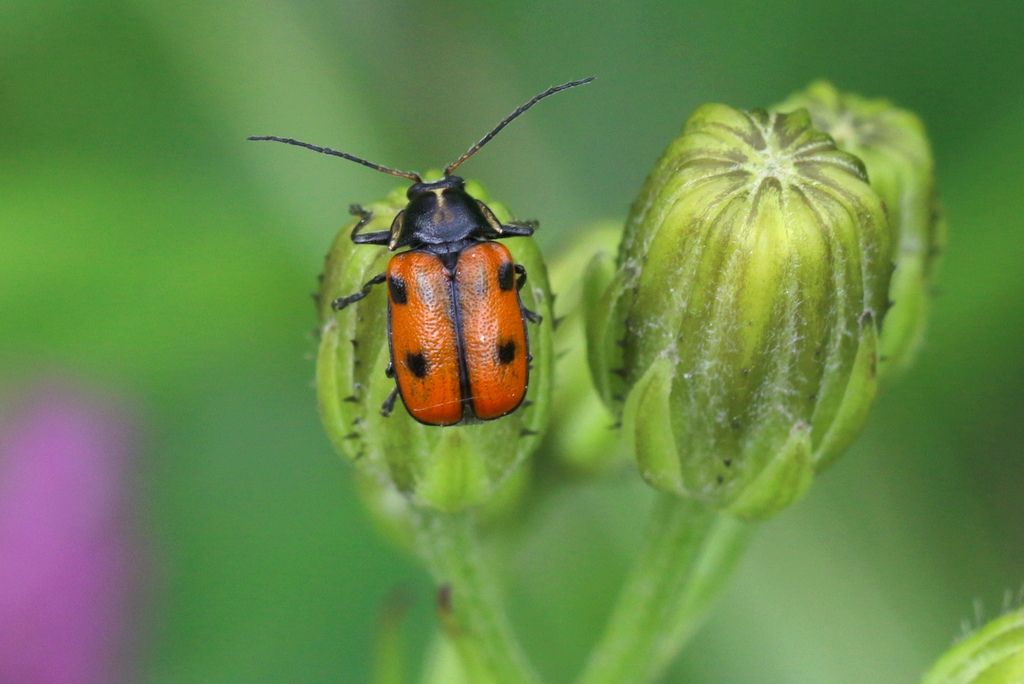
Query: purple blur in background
0,381,139,684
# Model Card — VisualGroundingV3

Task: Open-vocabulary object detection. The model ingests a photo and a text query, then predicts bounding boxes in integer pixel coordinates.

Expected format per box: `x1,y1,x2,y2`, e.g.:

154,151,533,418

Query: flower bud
586,104,892,519
544,221,627,473
922,606,1024,684
774,81,944,383
316,179,553,512
353,456,533,557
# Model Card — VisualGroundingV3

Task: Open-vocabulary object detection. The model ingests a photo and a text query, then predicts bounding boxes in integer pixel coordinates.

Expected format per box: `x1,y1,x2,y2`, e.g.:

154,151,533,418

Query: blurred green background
2,0,1023,681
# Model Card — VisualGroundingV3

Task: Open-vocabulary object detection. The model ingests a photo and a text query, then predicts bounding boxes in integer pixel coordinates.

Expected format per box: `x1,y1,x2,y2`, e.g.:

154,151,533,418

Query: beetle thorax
398,176,496,248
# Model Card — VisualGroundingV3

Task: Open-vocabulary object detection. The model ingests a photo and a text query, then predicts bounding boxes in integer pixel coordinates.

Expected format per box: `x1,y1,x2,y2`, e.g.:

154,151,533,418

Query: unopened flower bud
774,81,944,382
922,606,1024,684
586,104,892,519
316,180,553,512
545,222,627,472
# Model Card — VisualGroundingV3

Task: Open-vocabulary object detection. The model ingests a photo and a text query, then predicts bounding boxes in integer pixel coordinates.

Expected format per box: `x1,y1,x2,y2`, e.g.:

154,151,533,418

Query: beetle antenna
247,136,422,182
443,77,595,177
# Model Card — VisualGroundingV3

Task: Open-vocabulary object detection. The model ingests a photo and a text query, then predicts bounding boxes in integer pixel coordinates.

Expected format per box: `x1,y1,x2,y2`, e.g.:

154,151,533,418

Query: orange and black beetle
250,78,592,425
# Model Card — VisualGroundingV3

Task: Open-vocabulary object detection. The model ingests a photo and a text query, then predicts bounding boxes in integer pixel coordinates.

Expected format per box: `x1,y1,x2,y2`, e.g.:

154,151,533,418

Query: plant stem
411,508,541,684
576,493,751,684
373,588,412,684
419,632,470,684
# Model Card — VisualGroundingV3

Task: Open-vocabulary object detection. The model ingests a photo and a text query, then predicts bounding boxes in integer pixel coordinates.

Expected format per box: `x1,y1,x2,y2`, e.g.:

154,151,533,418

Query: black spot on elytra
406,352,428,378
498,261,515,291
388,275,408,304
497,340,517,365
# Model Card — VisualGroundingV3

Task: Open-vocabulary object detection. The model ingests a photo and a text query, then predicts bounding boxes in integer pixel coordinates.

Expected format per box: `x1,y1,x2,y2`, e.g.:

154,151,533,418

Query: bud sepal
774,81,944,383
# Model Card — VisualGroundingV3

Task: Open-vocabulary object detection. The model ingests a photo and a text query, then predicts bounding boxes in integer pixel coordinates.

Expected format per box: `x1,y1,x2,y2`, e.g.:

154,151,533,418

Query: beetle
250,78,593,425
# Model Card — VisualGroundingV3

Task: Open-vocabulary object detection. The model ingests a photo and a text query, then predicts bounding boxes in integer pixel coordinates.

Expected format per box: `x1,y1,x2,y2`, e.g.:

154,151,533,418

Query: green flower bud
774,81,944,383
316,179,554,512
544,221,627,473
923,607,1024,684
353,458,531,556
586,105,892,519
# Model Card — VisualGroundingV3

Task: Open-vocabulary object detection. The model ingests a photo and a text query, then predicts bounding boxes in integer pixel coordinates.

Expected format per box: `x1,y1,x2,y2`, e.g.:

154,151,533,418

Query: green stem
419,632,469,684
576,494,751,684
373,589,412,684
411,508,541,684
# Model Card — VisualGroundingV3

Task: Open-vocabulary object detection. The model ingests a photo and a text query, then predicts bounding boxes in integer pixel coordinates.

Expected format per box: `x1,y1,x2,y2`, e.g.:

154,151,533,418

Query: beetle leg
385,360,395,378
499,219,538,237
349,204,391,245
381,387,400,417
514,263,528,290
332,272,386,310
513,263,543,323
